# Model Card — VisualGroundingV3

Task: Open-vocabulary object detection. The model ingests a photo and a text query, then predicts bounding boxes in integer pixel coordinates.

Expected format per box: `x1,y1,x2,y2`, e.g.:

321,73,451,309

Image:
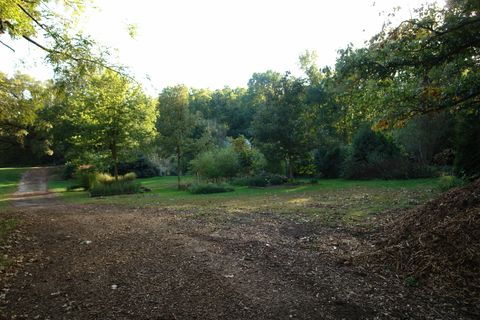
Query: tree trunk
112,144,119,181
176,145,182,189
285,156,293,179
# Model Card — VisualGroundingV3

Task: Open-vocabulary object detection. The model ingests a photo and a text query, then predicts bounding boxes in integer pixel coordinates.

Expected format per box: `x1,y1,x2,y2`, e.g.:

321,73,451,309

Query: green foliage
335,0,480,128
230,135,266,175
190,147,240,181
343,126,409,180
60,69,156,176
62,163,76,179
251,72,313,177
454,112,480,180
0,73,54,166
157,85,198,187
314,145,345,178
116,156,160,178
71,169,137,191
394,113,455,164
438,175,466,192
71,166,96,190
90,180,141,197
232,173,288,187
0,168,29,205
77,171,141,197
187,183,234,194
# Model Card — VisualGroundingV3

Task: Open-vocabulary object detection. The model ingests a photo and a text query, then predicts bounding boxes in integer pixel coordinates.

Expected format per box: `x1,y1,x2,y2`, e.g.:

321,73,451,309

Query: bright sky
1,0,442,92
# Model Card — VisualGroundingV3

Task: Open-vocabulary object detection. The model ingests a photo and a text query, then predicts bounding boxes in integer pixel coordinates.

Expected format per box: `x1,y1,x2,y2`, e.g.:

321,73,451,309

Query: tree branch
0,39,15,52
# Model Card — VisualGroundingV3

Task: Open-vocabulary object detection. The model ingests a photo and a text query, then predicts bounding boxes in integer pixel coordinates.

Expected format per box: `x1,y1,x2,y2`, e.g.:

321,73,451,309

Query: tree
63,69,156,179
0,72,54,164
342,126,408,180
190,146,240,182
335,0,480,128
251,72,312,178
1,0,125,78
157,85,197,188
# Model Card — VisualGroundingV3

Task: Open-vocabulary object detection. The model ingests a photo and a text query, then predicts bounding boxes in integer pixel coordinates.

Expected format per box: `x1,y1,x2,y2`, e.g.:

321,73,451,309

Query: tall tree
157,85,197,188
251,72,312,177
63,69,156,178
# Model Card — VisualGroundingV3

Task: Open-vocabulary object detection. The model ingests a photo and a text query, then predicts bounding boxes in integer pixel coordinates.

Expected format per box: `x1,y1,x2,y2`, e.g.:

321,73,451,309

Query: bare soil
0,203,476,320
0,171,477,319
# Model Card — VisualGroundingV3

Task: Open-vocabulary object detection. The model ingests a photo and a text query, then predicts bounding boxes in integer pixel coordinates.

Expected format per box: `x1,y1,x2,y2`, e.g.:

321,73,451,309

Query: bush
232,173,288,187
454,112,480,180
62,163,76,180
72,171,137,190
190,147,240,181
74,167,97,190
438,175,466,192
231,136,267,175
408,164,438,178
187,183,234,194
342,126,410,180
314,145,345,178
90,180,141,197
116,156,160,178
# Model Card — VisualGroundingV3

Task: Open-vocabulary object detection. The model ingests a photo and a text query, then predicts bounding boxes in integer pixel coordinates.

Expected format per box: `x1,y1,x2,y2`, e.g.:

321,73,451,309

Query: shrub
187,183,234,194
62,163,76,180
231,136,267,175
72,171,137,190
123,172,137,181
408,164,438,179
90,180,141,197
245,175,269,187
314,145,345,178
454,112,480,180
438,175,466,192
190,147,240,181
232,173,288,187
342,126,409,180
116,156,160,178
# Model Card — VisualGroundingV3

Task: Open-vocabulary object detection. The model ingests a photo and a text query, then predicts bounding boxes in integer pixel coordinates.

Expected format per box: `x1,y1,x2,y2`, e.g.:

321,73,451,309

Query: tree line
1,0,478,183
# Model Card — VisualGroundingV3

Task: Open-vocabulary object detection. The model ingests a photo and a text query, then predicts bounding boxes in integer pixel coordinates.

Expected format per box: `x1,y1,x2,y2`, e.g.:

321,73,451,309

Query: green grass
0,167,30,209
51,175,441,225
47,171,78,192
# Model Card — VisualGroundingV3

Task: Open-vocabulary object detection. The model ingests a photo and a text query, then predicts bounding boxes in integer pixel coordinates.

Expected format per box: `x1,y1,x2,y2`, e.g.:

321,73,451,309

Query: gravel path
12,167,58,207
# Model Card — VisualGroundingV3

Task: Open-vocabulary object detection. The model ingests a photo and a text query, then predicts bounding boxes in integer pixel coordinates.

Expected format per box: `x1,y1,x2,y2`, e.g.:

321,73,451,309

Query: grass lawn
49,174,441,225
0,167,30,209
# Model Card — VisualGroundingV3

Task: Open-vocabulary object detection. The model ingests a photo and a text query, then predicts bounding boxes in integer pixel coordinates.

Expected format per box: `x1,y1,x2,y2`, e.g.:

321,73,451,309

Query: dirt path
0,203,476,319
11,167,58,207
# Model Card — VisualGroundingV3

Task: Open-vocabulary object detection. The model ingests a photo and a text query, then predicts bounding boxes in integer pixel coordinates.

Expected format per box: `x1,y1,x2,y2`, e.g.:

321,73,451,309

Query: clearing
0,169,477,319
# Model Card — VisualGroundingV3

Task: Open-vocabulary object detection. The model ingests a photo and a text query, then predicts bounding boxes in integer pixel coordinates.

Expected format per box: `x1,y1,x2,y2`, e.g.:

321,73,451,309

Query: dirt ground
0,170,477,319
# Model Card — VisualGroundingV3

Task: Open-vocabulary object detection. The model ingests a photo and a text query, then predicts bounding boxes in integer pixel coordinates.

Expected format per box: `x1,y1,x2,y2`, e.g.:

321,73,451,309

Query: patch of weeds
404,276,418,287
438,175,466,192
90,180,141,197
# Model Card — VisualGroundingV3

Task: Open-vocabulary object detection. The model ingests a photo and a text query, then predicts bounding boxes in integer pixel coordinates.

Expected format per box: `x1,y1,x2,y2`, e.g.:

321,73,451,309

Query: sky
0,0,442,93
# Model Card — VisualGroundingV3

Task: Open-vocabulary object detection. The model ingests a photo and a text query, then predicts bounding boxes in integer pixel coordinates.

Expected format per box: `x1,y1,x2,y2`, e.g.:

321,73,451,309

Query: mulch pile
357,179,480,301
